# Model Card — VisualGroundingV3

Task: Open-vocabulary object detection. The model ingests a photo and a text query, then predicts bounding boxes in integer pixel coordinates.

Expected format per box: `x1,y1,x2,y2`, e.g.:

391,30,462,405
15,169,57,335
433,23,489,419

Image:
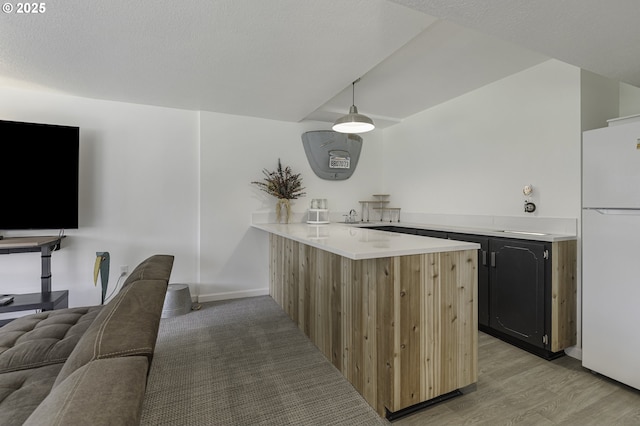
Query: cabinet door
448,233,490,327
489,238,546,349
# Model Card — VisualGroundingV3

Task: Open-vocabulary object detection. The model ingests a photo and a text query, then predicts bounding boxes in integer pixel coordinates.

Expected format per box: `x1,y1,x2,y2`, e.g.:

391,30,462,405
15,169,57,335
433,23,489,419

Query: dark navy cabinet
487,238,550,352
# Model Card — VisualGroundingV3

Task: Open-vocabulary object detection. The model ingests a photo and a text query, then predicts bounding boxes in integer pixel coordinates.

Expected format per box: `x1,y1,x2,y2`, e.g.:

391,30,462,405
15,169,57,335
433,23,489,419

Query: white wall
381,59,585,357
0,84,385,308
580,70,619,131
198,111,384,300
0,86,199,308
619,82,640,118
382,60,582,221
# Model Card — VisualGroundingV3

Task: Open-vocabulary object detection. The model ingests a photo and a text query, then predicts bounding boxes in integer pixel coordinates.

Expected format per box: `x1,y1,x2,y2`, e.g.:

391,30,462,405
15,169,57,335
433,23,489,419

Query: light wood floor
395,332,640,425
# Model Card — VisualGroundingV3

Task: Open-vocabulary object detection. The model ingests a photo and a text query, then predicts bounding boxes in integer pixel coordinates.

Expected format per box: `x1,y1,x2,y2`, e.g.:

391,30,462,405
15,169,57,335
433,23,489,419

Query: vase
276,199,291,223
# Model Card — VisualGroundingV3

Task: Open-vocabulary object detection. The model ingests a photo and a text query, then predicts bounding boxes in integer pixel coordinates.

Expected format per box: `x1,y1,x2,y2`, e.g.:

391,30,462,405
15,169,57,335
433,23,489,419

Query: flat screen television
0,119,79,230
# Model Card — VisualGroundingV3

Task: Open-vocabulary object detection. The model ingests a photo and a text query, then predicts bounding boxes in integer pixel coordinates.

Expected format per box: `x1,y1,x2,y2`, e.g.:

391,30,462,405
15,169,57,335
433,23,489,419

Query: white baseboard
565,346,582,360
197,288,269,303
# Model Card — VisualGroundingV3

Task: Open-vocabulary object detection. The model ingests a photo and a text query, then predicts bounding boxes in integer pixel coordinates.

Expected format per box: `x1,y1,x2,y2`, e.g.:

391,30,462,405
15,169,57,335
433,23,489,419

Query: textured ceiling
0,0,434,123
0,0,637,128
392,0,640,87
305,19,547,127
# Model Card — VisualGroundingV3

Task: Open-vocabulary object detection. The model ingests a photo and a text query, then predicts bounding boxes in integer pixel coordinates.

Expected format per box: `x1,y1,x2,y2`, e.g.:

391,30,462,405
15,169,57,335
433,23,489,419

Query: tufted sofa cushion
0,362,63,426
54,278,169,386
121,254,175,289
0,307,103,374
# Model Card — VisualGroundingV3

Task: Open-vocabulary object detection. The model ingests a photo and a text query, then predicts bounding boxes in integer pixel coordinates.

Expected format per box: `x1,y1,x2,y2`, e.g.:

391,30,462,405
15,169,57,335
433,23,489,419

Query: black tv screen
0,120,79,230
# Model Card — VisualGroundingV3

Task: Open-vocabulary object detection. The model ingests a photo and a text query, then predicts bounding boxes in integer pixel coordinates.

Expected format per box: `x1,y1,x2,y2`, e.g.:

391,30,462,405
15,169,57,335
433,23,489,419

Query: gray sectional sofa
0,254,174,426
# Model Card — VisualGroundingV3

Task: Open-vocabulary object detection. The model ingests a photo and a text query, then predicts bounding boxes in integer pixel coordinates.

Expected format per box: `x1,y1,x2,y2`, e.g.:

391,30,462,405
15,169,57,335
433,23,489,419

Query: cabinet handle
490,252,496,268
482,250,487,266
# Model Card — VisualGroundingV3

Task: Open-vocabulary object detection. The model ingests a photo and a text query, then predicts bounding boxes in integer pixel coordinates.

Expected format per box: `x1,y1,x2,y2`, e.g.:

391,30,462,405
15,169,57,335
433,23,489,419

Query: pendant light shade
332,79,375,134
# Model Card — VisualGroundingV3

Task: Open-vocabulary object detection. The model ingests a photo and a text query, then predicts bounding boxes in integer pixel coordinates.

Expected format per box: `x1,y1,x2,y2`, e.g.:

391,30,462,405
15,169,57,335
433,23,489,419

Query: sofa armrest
121,254,174,288
54,278,168,386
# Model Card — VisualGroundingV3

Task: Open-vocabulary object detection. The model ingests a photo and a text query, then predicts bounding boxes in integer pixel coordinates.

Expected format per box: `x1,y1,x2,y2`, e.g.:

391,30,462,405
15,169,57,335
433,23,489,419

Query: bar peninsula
252,223,480,418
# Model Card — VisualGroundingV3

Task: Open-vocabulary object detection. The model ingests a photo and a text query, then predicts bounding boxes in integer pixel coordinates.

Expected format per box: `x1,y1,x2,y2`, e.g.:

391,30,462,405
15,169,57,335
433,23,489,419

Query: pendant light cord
351,78,361,107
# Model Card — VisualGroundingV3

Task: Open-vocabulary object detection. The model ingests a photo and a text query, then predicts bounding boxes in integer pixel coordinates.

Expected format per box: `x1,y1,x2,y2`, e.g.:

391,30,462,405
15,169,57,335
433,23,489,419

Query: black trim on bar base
385,389,463,422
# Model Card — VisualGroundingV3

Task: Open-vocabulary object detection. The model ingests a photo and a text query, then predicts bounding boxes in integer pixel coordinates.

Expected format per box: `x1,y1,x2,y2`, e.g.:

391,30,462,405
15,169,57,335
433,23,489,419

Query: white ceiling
0,0,637,129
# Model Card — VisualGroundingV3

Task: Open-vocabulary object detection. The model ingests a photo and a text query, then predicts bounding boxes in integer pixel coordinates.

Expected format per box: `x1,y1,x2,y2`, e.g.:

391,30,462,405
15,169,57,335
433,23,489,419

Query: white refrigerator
582,118,640,390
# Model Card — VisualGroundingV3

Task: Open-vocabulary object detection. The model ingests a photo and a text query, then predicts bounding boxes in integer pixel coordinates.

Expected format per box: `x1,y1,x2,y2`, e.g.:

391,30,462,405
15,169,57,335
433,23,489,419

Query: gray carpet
140,296,390,425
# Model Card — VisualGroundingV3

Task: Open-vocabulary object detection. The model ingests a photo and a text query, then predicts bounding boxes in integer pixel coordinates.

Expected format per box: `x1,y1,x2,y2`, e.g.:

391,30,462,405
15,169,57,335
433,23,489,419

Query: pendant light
332,78,375,134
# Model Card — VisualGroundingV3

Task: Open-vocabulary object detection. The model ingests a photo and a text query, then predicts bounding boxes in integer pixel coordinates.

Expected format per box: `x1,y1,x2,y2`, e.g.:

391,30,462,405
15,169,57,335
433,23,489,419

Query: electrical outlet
120,265,128,275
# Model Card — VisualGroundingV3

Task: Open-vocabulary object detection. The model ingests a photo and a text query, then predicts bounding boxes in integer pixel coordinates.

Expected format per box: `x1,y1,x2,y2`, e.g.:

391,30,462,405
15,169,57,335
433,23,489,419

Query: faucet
344,209,358,223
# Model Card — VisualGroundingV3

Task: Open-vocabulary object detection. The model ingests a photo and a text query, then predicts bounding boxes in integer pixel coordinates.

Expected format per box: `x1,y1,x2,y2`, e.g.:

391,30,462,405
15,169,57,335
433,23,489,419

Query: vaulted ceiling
0,0,637,128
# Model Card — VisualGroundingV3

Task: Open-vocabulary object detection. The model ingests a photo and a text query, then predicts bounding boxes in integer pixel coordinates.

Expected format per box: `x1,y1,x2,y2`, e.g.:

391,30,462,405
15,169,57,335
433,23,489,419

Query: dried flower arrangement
251,159,306,200
252,159,305,223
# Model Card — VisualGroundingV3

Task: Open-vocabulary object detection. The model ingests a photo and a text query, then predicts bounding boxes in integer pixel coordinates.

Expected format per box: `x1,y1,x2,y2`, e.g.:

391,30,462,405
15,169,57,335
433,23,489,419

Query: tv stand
0,236,68,325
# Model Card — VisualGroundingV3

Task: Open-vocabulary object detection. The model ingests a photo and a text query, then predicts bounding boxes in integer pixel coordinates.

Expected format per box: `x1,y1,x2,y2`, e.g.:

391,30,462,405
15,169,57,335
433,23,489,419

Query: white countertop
352,221,577,242
252,223,480,260
251,211,577,242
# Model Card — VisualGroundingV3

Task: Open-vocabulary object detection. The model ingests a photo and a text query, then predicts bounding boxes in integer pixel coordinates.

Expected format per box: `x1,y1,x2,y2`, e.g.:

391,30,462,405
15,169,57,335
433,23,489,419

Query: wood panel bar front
551,239,578,352
269,234,478,417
